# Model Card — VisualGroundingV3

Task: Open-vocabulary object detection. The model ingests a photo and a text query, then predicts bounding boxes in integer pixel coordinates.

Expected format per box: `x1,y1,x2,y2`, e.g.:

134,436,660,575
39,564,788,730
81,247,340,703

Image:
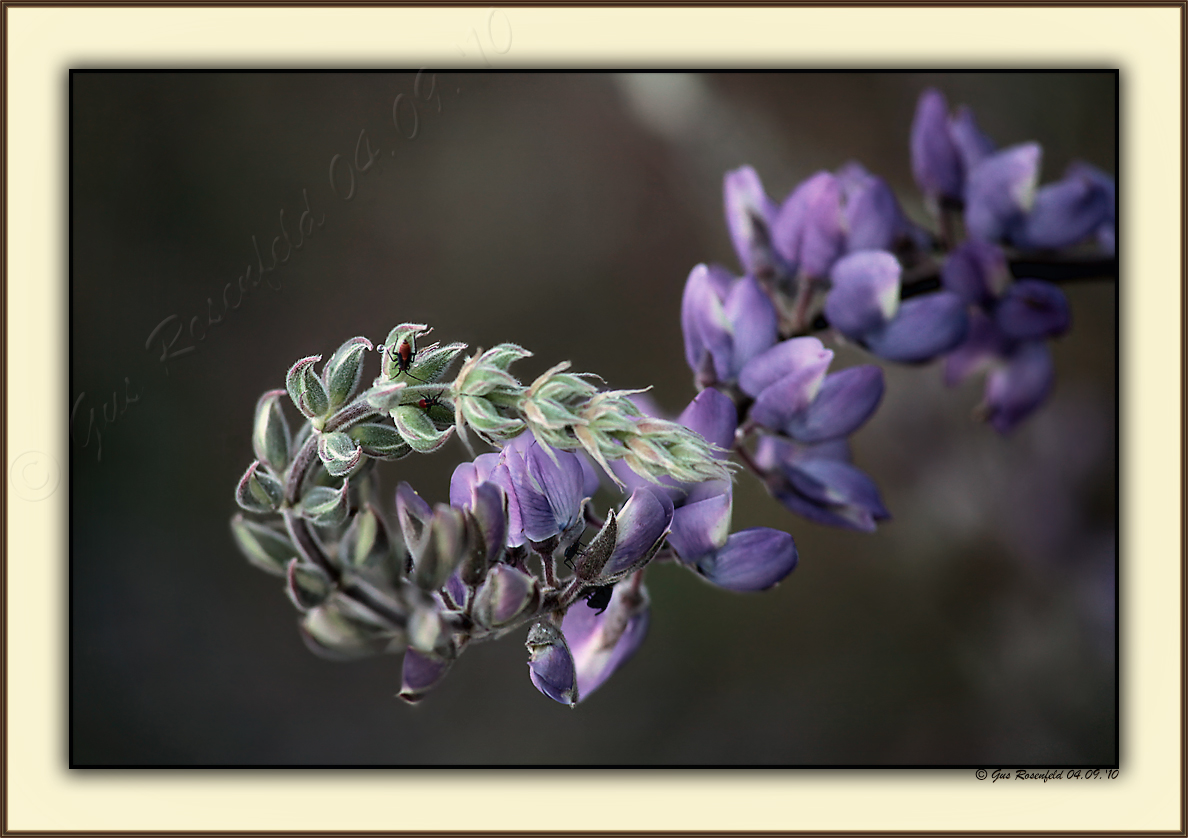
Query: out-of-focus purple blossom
826,251,969,363
837,162,928,254
561,581,650,700
739,335,885,441
723,166,787,281
753,436,890,532
982,341,1055,434
526,620,578,706
942,239,1012,306
771,171,846,279
995,279,1071,342
965,143,1042,242
942,241,1070,434
911,88,964,201
681,264,779,386
910,88,997,203
1013,161,1116,254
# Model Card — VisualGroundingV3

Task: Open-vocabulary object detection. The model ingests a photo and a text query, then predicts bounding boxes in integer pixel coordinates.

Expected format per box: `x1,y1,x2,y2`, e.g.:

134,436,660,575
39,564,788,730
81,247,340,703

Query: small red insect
385,339,427,383
417,393,444,411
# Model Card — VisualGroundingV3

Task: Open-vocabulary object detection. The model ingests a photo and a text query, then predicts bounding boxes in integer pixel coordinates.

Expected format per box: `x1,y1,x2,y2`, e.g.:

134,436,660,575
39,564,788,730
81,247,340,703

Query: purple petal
738,337,833,399
772,484,881,532
787,458,889,522
984,341,1054,434
604,488,674,578
772,171,845,277
911,88,963,200
694,528,798,592
784,365,884,443
470,481,508,561
527,444,585,533
399,650,452,704
474,563,536,627
949,105,996,175
676,387,738,452
1014,171,1113,251
943,309,1009,386
842,170,911,252
995,279,1070,341
825,250,902,338
449,461,479,509
504,446,557,543
724,166,780,277
942,240,1010,306
681,264,733,381
864,291,970,363
667,490,732,563
562,583,650,700
724,276,779,375
965,143,1042,242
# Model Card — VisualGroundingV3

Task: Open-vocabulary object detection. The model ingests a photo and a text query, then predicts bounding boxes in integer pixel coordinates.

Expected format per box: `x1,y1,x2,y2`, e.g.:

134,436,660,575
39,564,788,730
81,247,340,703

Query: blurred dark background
71,71,1116,766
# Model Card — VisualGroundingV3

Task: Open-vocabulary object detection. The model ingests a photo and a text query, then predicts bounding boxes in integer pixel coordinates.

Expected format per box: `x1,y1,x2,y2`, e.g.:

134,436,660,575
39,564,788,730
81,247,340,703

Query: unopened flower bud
236,461,284,513
396,482,433,561
391,404,454,454
230,514,298,576
322,336,372,410
286,355,331,420
285,558,333,611
252,390,292,473
317,431,364,477
525,621,578,706
299,479,350,527
407,606,453,658
300,599,397,661
348,422,412,460
412,505,469,592
473,564,538,629
338,503,392,571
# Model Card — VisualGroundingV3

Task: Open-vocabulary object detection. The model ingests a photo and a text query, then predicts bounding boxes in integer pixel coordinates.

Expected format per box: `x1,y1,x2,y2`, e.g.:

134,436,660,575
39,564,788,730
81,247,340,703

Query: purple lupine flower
941,238,1012,307
681,263,779,386
399,649,453,704
964,143,1042,242
1013,161,1116,253
723,165,787,281
611,388,799,592
738,333,886,441
561,580,650,700
942,241,1071,433
837,162,928,254
982,341,1056,434
502,432,599,545
771,171,846,279
910,88,997,203
826,250,969,363
753,436,890,532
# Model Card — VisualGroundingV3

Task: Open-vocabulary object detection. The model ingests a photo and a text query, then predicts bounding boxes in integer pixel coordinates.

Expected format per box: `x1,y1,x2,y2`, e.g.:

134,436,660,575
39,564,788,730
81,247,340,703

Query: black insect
583,585,613,615
416,393,444,411
562,538,588,571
